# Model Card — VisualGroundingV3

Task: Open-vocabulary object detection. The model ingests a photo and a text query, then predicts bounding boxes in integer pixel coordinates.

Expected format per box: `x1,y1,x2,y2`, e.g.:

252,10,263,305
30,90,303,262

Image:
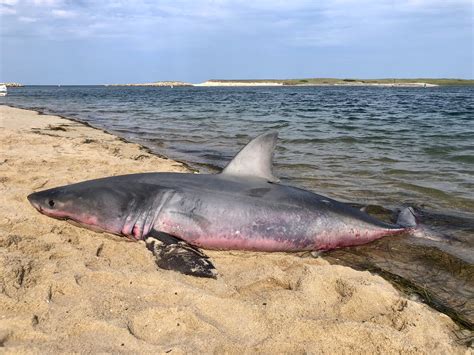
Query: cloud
0,0,18,5
0,6,15,14
31,0,62,6
0,0,17,15
18,15,37,22
51,9,76,18
1,0,472,48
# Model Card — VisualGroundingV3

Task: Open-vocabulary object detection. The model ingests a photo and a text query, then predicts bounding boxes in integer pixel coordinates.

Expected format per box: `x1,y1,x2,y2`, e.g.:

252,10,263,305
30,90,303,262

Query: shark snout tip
27,192,42,211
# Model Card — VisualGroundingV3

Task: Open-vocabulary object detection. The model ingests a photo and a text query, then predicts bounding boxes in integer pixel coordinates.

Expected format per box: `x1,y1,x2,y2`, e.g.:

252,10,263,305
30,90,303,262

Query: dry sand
0,105,467,353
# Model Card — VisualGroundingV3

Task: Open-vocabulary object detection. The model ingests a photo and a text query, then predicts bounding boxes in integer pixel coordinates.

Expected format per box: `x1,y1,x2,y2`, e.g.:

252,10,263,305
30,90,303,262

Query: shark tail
396,207,418,228
396,206,455,243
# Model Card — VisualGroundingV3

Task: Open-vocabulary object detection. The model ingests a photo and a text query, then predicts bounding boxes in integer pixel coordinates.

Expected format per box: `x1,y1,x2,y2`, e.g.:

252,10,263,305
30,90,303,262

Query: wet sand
0,105,467,353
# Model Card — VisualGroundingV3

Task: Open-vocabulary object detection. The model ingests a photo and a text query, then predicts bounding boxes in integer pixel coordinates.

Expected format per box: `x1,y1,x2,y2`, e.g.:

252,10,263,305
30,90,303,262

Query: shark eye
48,200,55,208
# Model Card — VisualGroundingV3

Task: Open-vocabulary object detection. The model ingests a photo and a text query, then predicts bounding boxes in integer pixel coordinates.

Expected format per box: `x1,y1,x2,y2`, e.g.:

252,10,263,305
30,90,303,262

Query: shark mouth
29,201,107,234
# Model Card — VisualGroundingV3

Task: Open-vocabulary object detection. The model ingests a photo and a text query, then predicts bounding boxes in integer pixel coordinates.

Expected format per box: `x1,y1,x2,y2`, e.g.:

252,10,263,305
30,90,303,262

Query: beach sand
0,105,466,353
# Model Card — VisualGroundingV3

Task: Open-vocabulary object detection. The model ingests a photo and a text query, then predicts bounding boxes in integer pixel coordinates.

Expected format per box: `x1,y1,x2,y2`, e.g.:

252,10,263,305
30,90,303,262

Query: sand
0,105,467,353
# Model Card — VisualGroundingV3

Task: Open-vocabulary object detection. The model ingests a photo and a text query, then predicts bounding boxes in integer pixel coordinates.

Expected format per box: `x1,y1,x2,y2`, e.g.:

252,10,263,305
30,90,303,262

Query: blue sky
0,0,472,84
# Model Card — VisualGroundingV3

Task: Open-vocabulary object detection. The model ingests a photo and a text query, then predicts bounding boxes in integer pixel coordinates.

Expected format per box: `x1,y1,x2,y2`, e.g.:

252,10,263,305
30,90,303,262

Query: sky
0,0,472,84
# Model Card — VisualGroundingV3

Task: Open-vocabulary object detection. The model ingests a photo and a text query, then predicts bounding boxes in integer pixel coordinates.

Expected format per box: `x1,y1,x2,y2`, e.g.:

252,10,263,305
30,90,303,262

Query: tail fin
396,207,418,228
397,207,455,243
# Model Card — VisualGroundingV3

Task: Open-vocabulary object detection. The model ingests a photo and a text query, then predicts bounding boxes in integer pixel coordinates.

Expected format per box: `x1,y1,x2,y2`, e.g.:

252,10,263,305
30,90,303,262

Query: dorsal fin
221,131,279,182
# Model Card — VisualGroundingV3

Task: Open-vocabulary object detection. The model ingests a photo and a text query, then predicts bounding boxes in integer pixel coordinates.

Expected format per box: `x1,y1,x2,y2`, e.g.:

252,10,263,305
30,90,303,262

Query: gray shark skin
27,132,416,277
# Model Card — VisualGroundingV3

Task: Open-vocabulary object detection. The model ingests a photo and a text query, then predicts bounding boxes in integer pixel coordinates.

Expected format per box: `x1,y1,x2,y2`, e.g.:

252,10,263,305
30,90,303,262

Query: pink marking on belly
316,227,407,251
191,236,299,252
122,223,132,235
132,224,142,240
156,218,409,252
80,215,99,225
157,218,302,251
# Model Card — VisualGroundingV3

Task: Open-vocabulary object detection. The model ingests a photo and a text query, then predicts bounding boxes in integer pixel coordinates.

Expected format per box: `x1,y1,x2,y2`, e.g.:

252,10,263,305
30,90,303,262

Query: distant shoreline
106,81,193,87
194,81,438,88
0,82,24,87
109,78,473,87
4,78,473,87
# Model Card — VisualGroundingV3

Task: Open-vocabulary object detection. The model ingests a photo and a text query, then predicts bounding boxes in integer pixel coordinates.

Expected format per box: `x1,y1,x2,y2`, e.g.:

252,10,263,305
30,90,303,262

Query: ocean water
2,85,473,328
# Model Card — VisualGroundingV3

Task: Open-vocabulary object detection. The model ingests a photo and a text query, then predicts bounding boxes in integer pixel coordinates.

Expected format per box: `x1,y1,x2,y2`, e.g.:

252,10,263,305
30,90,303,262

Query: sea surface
2,85,473,328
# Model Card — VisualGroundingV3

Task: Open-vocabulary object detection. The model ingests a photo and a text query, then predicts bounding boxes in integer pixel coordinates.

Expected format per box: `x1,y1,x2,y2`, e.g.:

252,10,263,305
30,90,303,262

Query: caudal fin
396,207,418,228
396,207,456,243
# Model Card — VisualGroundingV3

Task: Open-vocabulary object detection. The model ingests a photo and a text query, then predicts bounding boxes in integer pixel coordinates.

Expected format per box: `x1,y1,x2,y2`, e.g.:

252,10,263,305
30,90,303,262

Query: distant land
0,82,24,87
2,79,473,87
198,78,474,87
107,81,192,87
110,78,474,87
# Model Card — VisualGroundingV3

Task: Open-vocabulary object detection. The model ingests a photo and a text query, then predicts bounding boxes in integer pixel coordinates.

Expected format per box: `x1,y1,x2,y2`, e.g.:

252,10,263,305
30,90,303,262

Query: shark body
28,132,415,277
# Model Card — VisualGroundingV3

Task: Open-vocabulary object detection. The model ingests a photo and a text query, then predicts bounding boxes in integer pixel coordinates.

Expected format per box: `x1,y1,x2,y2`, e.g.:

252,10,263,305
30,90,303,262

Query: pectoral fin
145,232,217,279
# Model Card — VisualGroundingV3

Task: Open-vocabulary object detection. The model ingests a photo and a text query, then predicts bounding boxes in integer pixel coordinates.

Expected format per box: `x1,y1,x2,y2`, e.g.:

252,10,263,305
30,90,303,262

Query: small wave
450,154,474,164
423,146,460,156
282,136,360,144
383,169,421,175
267,122,290,129
398,182,451,197
373,157,400,163
297,108,321,112
277,163,317,170
281,138,326,144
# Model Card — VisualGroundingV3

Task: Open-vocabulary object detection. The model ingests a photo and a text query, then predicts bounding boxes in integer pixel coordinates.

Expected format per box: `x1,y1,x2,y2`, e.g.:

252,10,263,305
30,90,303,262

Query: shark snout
27,190,69,220
27,192,43,212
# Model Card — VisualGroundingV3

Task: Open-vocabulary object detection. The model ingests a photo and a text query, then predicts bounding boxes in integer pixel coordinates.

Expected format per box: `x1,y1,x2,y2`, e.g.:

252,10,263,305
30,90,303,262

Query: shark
27,132,416,278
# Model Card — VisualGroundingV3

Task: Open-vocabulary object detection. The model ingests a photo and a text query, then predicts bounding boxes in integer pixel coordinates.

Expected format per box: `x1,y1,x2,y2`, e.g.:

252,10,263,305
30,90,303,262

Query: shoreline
0,105,468,352
103,81,439,87
194,81,439,87
1,103,200,174
5,79,473,88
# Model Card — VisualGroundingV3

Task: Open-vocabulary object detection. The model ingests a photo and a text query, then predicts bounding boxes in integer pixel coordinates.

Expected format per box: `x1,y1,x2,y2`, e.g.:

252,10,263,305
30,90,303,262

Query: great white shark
28,132,417,278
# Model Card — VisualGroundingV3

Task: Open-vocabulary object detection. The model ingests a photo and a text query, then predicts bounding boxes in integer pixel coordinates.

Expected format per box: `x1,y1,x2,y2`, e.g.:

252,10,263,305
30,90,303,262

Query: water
2,85,473,328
